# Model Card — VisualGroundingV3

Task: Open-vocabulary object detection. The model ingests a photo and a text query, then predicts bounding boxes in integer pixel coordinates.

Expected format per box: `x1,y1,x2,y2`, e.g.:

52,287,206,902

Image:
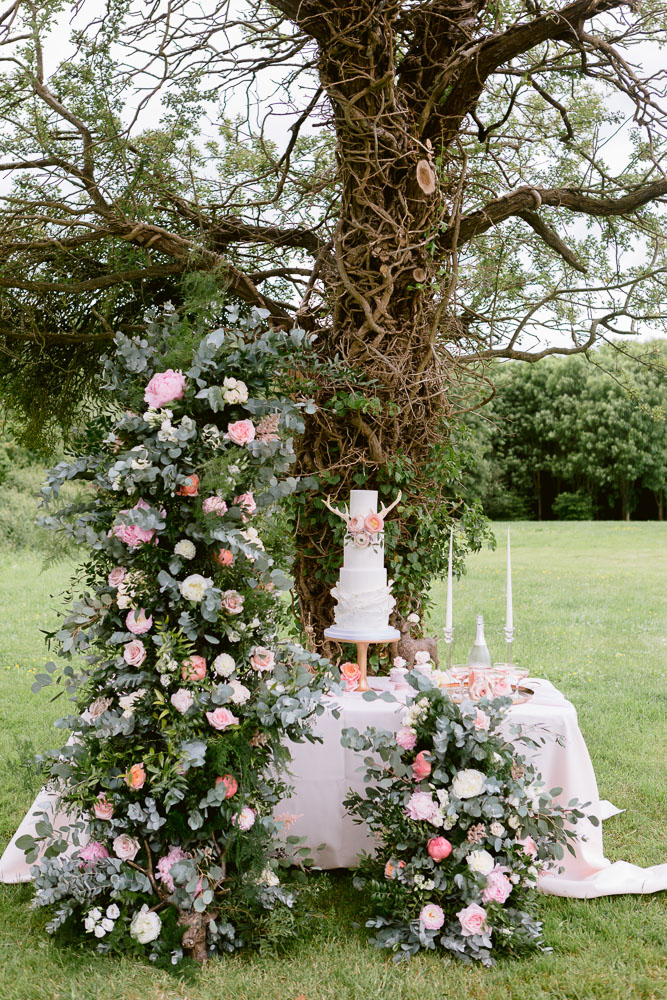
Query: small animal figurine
391,613,439,668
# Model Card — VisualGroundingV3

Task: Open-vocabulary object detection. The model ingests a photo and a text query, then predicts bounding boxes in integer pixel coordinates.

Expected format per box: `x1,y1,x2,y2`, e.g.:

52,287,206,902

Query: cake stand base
324,626,401,693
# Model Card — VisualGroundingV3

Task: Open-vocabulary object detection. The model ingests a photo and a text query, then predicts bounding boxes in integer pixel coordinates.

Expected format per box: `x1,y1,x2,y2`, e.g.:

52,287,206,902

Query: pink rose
177,473,200,497
352,531,370,548
216,774,238,799
474,708,490,730
214,548,234,566
202,495,228,515
181,655,207,682
170,688,194,714
93,794,114,821
123,639,146,667
493,675,513,697
396,727,417,750
420,903,445,930
405,791,437,822
221,590,244,615
233,492,256,518
364,512,384,534
250,647,275,672
411,751,432,781
144,368,186,408
157,846,188,893
108,566,127,588
78,841,110,870
126,608,153,635
469,674,492,700
232,806,256,831
113,834,139,861
347,515,365,534
456,902,489,937
483,867,513,904
227,419,256,446
125,763,146,790
516,835,538,859
111,499,157,548
427,836,452,862
206,707,239,731
414,650,430,665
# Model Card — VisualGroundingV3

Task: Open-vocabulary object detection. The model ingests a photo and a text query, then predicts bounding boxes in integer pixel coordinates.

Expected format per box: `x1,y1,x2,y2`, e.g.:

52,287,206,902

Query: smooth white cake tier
330,580,395,633
349,489,378,517
343,534,384,570
338,567,387,591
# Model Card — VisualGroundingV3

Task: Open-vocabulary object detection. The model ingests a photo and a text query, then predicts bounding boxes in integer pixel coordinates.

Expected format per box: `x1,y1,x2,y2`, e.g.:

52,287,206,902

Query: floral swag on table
17,305,332,965
342,676,595,965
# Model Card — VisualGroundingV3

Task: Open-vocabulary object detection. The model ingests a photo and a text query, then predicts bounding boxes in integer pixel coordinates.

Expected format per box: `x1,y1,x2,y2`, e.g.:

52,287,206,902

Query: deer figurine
391,612,440,668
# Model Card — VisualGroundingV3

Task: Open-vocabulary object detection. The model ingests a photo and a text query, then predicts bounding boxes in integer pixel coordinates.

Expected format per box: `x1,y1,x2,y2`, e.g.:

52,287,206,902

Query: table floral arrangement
342,674,595,965
16,305,332,965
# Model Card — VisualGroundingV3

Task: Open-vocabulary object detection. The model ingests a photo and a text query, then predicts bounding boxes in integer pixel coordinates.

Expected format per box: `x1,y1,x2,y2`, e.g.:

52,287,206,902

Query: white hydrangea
129,904,162,944
222,376,249,404
160,673,172,687
174,539,196,560
259,865,280,887
180,574,213,602
212,653,236,677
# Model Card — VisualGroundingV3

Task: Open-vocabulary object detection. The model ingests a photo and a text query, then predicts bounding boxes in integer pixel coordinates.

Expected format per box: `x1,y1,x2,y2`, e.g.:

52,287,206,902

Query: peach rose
427,836,452,861
177,473,200,497
221,590,244,615
216,774,238,799
384,859,406,879
144,368,186,407
411,751,432,781
93,793,114,820
456,901,489,937
227,419,255,446
364,512,384,533
250,647,275,672
123,639,147,667
125,763,146,790
181,655,207,682
214,548,234,566
206,707,239,730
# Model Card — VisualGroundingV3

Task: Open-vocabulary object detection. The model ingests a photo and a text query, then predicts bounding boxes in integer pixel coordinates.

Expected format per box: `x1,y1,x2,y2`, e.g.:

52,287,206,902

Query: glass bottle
468,614,491,668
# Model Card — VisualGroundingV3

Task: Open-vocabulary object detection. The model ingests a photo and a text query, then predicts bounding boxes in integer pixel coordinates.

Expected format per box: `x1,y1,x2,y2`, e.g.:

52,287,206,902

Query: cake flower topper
324,492,402,547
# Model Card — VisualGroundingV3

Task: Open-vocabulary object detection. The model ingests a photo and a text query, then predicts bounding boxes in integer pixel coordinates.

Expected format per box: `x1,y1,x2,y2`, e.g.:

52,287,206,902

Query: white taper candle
506,527,513,629
446,525,453,630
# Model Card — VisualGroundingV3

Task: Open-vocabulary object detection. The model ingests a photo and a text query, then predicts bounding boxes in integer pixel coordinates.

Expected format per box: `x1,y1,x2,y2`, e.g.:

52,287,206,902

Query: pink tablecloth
280,678,667,898
2,679,666,896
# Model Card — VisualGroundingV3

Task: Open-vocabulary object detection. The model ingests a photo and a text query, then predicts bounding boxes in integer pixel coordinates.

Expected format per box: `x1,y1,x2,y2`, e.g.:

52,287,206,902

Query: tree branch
517,209,587,273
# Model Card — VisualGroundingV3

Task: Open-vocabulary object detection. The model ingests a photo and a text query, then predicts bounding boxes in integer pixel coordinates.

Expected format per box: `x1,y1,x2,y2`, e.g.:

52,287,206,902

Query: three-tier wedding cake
324,489,401,642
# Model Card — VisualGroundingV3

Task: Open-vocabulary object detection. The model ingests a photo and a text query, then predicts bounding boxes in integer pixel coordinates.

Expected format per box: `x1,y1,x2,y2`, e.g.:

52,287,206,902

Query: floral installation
341,675,595,965
19,305,333,965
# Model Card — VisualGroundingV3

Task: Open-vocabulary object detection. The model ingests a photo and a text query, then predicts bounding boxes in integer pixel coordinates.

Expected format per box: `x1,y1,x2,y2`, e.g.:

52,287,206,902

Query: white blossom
129,904,162,944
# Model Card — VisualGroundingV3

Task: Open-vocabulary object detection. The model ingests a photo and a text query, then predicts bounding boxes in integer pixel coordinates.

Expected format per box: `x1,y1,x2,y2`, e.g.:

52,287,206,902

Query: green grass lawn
0,522,665,1000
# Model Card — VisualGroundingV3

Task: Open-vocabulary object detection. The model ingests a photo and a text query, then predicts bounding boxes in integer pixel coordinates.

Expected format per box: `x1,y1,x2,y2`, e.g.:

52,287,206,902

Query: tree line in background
463,341,667,522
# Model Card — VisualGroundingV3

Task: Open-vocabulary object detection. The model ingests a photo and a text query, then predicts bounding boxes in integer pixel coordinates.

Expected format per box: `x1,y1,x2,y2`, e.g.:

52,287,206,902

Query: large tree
2,0,667,633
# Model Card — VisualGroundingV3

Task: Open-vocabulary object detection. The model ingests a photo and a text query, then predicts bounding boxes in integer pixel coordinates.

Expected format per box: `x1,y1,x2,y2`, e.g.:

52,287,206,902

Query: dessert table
281,676,667,898
2,677,666,897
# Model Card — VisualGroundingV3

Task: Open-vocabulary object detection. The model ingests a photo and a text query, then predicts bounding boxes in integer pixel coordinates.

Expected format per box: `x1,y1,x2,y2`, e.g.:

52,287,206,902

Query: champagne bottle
468,614,491,668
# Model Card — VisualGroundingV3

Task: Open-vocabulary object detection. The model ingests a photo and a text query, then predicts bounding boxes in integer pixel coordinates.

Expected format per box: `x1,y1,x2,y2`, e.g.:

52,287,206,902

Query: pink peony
202,495,228,516
364,512,384,534
396,727,417,750
113,834,140,861
516,835,538,859
78,841,110,870
126,609,153,635
420,903,445,930
227,419,255,446
474,708,491,730
170,688,194,714
221,590,244,615
405,791,437,822
347,515,365,534
215,548,234,566
233,491,256,518
427,836,453,861
108,566,127,588
177,473,200,497
93,793,114,820
181,655,207,682
250,647,275,673
157,846,188,893
216,774,238,798
125,763,146,790
206,707,239,731
412,751,432,781
123,639,146,667
144,368,186,408
469,673,492,701
456,902,489,937
483,867,513,904
232,806,256,831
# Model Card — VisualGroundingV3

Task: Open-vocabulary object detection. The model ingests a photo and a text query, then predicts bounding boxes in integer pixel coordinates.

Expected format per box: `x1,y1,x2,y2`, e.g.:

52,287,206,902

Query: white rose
466,849,495,875
229,679,251,705
452,768,486,799
180,574,213,602
490,822,505,838
223,377,249,404
181,415,196,432
113,834,140,861
106,904,120,920
436,788,450,808
407,612,420,624
174,539,196,560
94,925,106,938
171,688,194,714
84,915,96,933
212,653,236,677
129,904,162,944
442,813,458,830
101,917,115,933
117,590,132,610
508,814,521,829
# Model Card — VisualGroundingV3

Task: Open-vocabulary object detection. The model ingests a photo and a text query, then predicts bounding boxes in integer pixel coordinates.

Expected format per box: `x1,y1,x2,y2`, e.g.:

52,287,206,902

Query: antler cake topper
323,491,402,527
